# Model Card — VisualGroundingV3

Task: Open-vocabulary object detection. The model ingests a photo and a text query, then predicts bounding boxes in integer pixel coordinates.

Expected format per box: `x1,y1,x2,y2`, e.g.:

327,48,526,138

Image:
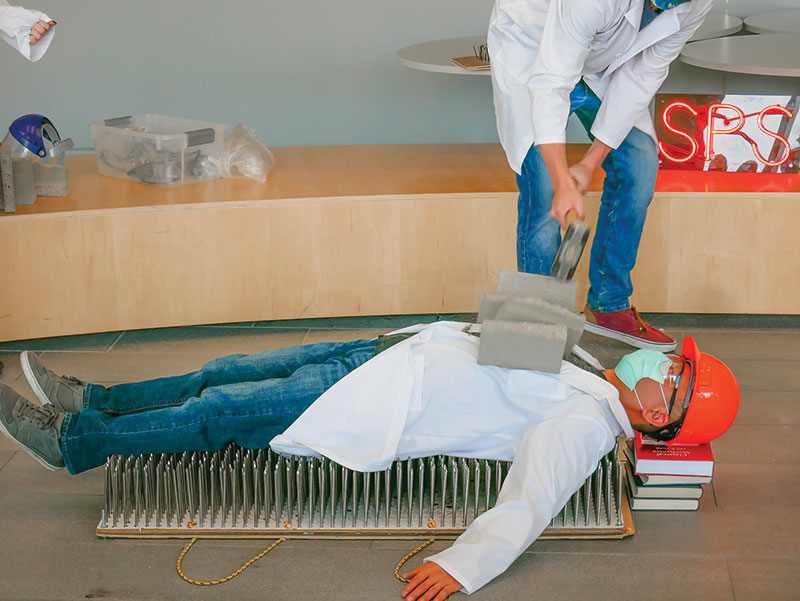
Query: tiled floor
0,315,798,601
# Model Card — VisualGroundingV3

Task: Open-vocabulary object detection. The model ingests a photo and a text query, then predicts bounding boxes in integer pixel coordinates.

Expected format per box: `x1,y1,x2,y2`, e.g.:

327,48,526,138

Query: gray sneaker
0,385,65,470
21,351,85,413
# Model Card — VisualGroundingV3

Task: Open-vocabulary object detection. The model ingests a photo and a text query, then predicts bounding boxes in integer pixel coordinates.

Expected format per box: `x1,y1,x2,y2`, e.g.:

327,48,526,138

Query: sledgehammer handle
564,208,579,229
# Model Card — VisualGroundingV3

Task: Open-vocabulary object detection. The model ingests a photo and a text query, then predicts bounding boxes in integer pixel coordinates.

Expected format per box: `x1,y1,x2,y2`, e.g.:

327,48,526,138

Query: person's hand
401,562,463,601
29,20,56,45
568,160,594,196
550,180,585,228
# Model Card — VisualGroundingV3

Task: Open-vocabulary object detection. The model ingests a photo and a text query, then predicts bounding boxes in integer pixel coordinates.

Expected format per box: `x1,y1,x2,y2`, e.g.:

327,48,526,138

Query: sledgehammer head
550,210,590,281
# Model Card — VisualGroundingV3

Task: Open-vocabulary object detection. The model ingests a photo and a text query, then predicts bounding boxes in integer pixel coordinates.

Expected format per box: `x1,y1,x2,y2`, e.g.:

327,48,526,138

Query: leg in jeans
81,339,374,415
61,339,376,474
586,128,658,312
563,83,659,312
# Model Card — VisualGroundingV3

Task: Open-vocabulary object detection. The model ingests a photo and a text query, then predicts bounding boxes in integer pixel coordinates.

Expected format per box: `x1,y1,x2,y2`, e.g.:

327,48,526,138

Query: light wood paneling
1,145,799,342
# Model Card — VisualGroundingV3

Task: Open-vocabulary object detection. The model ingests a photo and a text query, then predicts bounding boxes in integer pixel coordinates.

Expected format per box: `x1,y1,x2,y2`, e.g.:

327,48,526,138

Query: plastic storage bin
90,114,226,187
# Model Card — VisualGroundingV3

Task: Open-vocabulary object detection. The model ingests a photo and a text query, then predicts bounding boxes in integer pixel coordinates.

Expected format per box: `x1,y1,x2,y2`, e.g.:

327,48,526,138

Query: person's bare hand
568,161,594,196
550,181,585,228
29,20,56,45
401,562,463,601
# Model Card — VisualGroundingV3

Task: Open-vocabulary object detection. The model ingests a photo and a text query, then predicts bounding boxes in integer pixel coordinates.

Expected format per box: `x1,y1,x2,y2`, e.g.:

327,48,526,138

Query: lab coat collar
559,362,635,439
623,0,644,29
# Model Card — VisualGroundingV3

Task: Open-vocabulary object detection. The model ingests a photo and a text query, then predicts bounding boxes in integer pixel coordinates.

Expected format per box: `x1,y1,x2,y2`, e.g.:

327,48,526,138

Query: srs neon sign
657,99,795,168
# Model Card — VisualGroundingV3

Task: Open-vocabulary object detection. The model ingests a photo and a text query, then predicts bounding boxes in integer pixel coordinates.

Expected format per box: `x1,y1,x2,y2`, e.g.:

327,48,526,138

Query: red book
633,432,714,478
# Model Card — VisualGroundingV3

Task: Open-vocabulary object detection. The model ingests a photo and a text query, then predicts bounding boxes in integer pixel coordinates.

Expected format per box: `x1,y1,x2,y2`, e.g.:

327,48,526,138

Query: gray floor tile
686,330,800,361
0,451,105,495
0,451,14,470
114,326,306,353
37,333,308,383
735,391,800,426
254,314,439,330
0,331,121,352
469,552,733,601
712,424,800,465
525,534,638,555
0,350,23,385
641,313,800,329
633,504,800,558
727,557,800,601
724,359,800,391
713,463,800,507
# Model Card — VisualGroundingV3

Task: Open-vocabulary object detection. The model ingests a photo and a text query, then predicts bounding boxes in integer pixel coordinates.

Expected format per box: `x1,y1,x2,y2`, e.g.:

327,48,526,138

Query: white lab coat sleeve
528,0,610,146
590,3,712,149
424,413,615,594
0,0,54,62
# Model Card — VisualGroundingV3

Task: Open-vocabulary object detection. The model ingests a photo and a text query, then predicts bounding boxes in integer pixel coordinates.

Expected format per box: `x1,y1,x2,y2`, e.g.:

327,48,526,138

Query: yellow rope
176,537,286,586
394,538,436,582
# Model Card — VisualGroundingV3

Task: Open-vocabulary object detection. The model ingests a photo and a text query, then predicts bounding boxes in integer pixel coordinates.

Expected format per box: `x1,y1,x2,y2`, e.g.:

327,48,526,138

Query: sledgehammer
550,209,590,281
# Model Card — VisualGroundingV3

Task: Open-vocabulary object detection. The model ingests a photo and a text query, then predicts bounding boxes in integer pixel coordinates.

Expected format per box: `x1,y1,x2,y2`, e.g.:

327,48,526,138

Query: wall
1,1,797,151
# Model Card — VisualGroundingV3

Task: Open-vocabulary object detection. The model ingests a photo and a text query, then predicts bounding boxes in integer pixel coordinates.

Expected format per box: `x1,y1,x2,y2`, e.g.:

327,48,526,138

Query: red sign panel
655,94,799,173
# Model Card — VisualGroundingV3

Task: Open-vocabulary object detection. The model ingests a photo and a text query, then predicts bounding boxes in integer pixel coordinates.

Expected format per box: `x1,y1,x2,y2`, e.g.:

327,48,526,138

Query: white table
680,33,800,76
397,16,743,78
397,36,489,76
690,12,743,41
744,10,800,34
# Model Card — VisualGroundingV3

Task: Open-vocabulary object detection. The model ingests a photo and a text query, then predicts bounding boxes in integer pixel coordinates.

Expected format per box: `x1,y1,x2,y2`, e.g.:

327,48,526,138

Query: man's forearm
538,143,575,194
580,139,612,173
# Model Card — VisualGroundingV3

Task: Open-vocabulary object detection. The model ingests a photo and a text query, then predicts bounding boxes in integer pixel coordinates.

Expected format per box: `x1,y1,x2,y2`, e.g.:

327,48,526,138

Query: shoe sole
584,322,677,352
21,351,64,411
0,413,64,471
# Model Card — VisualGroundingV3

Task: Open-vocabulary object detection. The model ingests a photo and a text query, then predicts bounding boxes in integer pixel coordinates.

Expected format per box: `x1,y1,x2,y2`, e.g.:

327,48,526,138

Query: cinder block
495,297,585,357
477,293,507,323
496,270,577,310
0,149,14,213
11,158,36,205
33,161,68,196
477,319,567,373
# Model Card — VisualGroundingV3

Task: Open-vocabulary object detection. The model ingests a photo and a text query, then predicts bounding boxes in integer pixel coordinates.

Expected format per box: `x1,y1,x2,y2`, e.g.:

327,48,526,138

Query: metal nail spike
395,461,403,528
417,460,425,528
297,459,306,527
100,446,626,536
351,469,359,528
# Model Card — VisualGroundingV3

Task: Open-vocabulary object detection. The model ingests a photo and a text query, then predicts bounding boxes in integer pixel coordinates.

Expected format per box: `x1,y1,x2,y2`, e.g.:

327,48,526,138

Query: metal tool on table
550,208,590,281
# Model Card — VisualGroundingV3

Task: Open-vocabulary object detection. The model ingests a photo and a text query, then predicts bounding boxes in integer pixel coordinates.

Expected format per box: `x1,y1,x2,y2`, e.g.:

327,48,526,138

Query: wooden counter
2,145,799,341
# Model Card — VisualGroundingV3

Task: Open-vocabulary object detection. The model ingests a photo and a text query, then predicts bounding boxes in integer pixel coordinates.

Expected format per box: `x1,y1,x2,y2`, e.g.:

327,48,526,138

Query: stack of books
623,432,714,511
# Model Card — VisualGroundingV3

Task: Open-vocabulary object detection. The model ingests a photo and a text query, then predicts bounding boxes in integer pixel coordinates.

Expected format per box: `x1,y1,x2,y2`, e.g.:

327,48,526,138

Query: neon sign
655,95,799,173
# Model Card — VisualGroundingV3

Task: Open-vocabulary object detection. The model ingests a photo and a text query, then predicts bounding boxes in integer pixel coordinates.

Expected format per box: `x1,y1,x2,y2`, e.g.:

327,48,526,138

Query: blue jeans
60,339,377,474
516,80,659,313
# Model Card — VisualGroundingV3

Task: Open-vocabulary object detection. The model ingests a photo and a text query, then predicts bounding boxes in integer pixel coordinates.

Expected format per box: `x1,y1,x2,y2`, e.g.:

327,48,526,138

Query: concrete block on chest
478,320,567,373
496,270,577,310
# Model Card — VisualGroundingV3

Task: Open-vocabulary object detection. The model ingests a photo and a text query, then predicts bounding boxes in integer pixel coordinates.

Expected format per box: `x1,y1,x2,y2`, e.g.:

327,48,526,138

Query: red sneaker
583,305,677,352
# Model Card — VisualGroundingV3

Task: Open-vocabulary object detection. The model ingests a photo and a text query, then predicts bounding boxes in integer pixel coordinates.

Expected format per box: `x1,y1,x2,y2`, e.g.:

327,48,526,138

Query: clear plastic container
89,114,226,187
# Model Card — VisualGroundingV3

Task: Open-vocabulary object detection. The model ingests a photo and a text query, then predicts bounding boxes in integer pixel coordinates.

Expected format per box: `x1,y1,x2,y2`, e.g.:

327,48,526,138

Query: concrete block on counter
11,158,36,205
0,150,14,213
33,161,69,196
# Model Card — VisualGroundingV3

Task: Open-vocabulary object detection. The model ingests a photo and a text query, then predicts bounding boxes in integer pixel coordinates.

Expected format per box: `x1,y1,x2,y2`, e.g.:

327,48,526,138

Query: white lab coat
489,0,712,173
271,322,634,594
0,0,54,61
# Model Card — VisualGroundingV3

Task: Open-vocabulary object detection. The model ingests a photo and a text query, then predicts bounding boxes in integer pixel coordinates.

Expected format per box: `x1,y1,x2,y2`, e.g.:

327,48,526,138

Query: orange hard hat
667,336,739,445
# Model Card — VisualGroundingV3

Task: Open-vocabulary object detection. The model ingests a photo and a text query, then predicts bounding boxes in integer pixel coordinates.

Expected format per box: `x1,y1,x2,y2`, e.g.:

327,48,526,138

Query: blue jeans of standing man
60,339,377,474
516,80,659,313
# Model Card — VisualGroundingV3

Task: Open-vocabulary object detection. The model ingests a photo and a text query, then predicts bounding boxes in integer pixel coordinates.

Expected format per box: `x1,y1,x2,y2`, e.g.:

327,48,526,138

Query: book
622,443,712,485
628,496,700,511
633,432,714,477
625,466,704,499
451,56,491,71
